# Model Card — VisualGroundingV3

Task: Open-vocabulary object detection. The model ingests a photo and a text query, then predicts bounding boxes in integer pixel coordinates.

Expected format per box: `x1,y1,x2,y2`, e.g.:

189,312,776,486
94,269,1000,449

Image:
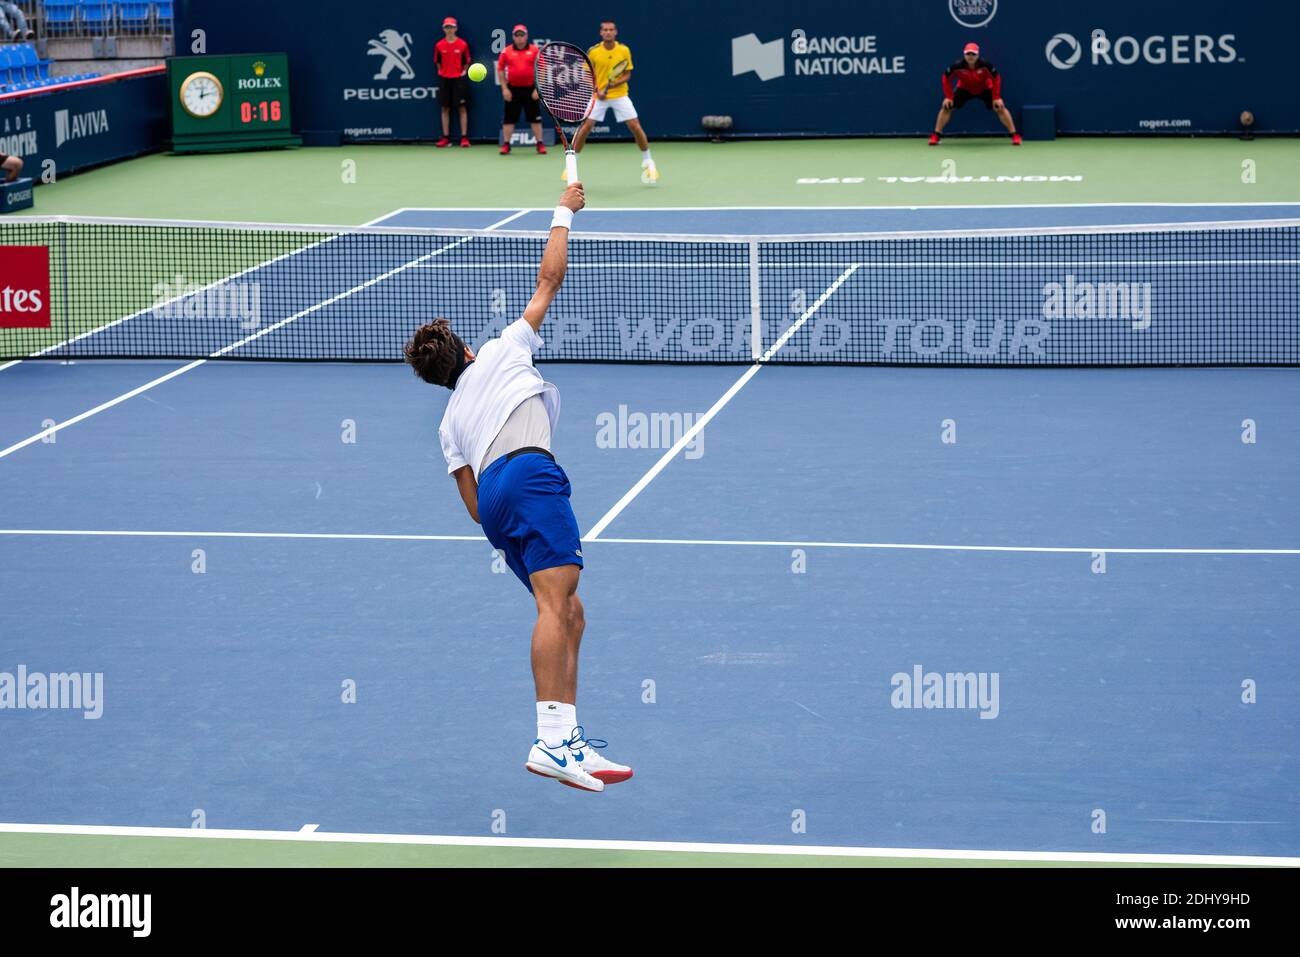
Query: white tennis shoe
568,728,634,784
640,159,659,185
525,738,604,792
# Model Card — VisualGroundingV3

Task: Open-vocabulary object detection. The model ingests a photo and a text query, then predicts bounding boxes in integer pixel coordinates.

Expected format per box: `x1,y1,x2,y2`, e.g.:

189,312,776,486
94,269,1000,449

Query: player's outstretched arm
522,183,586,333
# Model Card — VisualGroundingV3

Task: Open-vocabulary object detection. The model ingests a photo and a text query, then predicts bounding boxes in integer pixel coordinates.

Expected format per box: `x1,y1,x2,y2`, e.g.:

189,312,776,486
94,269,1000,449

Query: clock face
180,72,224,118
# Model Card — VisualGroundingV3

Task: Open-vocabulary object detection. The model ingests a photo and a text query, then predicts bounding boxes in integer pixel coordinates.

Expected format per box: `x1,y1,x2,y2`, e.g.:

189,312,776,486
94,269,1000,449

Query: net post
748,239,761,361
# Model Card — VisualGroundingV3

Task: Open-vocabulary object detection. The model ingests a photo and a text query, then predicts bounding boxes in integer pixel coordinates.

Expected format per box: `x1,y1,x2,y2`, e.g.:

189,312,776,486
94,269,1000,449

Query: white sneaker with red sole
568,728,634,784
525,739,604,792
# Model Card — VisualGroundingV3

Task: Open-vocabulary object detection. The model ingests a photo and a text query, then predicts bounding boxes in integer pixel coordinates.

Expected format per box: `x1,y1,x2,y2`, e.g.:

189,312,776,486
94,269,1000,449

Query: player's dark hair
404,318,468,389
601,19,616,27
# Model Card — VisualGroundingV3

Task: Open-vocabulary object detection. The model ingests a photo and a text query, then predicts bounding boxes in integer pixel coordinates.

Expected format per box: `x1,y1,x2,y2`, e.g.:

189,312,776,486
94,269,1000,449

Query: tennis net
1,216,1297,365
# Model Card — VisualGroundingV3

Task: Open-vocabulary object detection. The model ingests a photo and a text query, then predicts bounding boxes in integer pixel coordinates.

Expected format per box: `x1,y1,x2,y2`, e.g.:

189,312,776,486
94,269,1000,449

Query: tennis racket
536,42,597,184
604,58,629,96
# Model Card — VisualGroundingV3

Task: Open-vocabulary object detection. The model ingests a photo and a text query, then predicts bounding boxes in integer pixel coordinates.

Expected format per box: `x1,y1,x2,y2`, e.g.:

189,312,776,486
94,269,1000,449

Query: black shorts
503,85,540,124
951,88,994,110
438,75,469,108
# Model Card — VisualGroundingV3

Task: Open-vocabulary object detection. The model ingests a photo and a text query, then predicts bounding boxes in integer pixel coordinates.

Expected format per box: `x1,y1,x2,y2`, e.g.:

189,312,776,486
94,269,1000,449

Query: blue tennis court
0,204,1297,864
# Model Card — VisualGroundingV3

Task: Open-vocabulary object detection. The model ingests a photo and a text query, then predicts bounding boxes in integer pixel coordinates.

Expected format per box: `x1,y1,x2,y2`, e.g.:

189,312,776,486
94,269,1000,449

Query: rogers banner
0,246,51,329
174,0,1293,137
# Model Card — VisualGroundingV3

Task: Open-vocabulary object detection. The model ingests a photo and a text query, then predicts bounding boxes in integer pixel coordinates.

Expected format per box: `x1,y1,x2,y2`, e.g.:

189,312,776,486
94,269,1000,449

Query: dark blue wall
176,0,1292,140
0,72,168,178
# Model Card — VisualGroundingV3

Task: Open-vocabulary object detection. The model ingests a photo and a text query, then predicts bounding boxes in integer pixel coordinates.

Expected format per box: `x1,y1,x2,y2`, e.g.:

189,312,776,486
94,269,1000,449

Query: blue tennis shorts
477,448,583,593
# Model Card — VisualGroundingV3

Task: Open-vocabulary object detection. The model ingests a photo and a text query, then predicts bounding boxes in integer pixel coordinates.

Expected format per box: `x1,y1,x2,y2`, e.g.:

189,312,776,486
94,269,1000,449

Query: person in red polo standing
496,24,546,156
930,42,1020,146
436,17,472,148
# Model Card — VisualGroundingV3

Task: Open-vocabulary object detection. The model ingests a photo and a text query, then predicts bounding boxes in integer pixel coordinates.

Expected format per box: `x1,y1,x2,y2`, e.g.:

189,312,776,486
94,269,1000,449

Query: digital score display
229,54,292,131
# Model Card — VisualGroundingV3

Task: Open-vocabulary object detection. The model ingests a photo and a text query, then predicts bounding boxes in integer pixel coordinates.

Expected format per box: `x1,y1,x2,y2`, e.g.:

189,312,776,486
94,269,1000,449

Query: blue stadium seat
0,48,16,87
155,1,174,29
43,0,79,35
15,44,51,82
79,1,115,35
117,2,151,32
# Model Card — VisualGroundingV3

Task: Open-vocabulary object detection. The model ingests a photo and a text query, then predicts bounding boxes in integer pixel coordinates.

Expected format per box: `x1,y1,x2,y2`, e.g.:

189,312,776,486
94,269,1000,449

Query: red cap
963,42,980,54
512,24,527,34
442,17,457,27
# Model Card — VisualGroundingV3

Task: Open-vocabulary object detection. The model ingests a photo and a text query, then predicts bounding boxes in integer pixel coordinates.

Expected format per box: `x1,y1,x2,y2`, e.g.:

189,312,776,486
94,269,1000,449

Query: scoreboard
168,53,302,153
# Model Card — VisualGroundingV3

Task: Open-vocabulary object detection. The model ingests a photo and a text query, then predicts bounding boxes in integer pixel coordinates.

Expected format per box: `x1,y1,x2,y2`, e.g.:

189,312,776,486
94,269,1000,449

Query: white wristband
550,206,574,231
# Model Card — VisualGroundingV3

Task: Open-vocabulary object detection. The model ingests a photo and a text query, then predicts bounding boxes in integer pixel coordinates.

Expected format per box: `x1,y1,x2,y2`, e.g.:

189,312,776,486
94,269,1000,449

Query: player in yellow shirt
570,20,658,184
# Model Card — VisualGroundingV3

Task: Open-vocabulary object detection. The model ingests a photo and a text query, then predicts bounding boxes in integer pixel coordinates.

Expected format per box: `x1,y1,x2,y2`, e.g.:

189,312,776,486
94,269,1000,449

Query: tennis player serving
403,183,632,793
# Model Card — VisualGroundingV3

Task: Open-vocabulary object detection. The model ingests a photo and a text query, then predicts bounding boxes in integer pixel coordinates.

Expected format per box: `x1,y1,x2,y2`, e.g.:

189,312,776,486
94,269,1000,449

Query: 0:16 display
239,100,282,123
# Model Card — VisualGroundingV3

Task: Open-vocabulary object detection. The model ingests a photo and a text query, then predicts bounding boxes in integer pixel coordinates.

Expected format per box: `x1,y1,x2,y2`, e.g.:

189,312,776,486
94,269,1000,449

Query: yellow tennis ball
468,63,487,82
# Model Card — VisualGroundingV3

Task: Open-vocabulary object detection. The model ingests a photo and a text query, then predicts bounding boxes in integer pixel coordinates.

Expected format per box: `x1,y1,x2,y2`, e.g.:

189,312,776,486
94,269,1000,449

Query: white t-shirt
438,318,560,480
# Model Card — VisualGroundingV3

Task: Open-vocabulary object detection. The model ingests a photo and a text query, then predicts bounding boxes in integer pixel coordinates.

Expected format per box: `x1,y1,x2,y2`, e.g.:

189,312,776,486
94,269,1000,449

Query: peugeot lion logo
369,29,416,80
1046,32,1082,69
731,33,784,81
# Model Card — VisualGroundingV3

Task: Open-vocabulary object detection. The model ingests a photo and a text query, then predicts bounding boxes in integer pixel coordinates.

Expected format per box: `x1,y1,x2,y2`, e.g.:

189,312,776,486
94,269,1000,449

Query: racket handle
564,150,578,185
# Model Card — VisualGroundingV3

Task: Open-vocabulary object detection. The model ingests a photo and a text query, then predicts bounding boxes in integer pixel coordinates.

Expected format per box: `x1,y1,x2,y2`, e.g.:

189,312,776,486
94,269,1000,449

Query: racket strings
537,44,596,124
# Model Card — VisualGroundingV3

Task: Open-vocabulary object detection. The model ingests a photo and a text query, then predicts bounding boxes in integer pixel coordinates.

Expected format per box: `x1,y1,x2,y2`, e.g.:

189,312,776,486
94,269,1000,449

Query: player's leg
625,116,649,152
524,565,607,791
528,564,632,785
438,106,451,145
616,99,656,183
529,564,583,704
565,101,606,179
572,117,596,152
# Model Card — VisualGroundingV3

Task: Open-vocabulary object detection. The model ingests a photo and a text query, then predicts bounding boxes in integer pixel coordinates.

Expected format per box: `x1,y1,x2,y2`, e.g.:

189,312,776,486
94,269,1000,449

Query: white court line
0,529,1294,555
0,822,1293,866
484,208,531,229
589,537,1300,555
414,258,1300,269
0,211,527,461
389,202,1300,212
0,208,406,375
582,264,862,541
0,529,485,542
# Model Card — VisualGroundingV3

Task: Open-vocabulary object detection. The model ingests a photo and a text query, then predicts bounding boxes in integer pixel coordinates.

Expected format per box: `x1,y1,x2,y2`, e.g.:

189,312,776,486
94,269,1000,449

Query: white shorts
588,95,638,124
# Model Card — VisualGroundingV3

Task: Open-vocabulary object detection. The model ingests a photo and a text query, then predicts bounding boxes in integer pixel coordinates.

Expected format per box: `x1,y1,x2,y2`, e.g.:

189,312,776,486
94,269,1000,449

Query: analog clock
179,71,224,118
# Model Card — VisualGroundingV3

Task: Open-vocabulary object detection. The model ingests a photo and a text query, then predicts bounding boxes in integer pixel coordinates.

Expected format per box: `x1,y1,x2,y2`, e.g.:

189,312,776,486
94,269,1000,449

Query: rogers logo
1048,29,1238,69
0,246,51,329
1046,33,1082,70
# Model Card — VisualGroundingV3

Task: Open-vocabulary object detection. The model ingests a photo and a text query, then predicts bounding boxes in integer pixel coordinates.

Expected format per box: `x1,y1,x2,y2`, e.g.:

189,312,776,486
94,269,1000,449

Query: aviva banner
175,0,1292,138
0,70,167,180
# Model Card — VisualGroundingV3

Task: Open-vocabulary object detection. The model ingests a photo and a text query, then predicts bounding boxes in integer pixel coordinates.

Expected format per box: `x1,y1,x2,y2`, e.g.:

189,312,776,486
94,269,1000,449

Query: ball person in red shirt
496,24,546,156
931,42,1021,146
435,16,472,148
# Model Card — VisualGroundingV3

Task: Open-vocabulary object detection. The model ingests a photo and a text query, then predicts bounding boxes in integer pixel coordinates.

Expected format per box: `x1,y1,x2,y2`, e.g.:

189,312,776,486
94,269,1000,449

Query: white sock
536,701,577,748
641,149,653,164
